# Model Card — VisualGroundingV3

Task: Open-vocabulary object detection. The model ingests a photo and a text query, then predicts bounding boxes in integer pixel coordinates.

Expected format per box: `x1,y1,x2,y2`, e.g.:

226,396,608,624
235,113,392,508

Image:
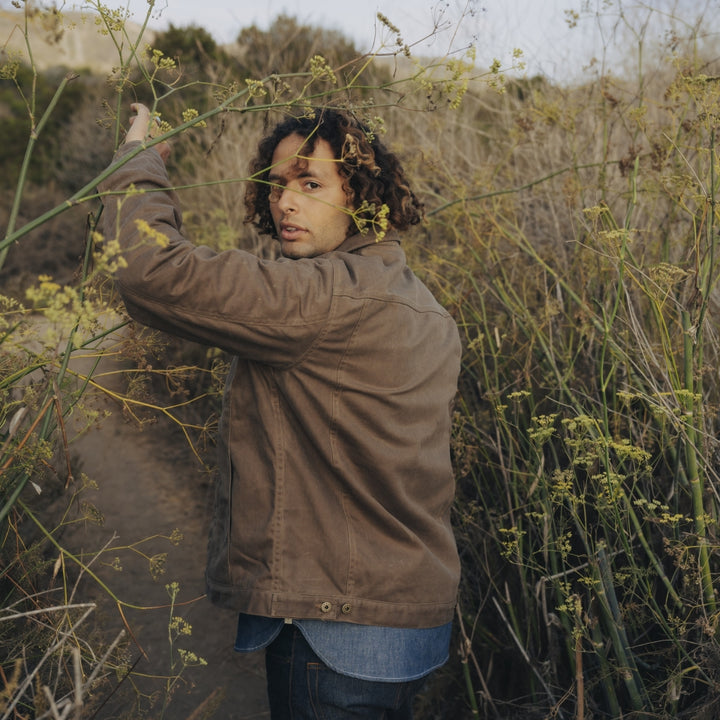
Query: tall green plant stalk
595,546,650,713
681,310,716,613
0,71,77,273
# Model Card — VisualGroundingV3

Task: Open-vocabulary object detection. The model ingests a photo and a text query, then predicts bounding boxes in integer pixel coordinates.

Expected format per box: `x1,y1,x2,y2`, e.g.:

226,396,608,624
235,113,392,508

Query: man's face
268,133,354,258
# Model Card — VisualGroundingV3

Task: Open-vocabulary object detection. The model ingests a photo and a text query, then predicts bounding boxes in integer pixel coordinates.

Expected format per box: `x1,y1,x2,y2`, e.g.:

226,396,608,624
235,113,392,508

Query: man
100,103,461,719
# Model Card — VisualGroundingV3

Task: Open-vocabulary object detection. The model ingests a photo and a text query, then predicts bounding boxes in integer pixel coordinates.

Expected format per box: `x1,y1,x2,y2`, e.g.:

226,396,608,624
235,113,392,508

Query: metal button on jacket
320,601,332,613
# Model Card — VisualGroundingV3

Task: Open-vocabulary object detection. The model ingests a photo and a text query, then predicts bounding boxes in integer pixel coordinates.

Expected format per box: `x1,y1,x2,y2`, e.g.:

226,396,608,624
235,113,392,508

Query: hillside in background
0,8,418,79
0,8,152,72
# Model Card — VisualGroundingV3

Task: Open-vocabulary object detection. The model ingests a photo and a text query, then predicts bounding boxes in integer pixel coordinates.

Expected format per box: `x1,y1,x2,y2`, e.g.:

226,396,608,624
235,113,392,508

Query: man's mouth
280,222,306,241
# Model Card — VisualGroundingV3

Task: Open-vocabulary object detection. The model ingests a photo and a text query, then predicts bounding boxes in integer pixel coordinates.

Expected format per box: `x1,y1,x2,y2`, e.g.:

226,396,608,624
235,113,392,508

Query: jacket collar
334,230,401,254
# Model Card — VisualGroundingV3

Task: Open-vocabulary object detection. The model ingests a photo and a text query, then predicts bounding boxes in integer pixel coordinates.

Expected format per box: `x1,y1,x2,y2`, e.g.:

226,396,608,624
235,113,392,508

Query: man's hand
125,102,171,163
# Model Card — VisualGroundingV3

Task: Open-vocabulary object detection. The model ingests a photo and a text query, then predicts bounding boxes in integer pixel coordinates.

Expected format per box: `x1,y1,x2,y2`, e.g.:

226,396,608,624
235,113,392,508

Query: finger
130,103,151,126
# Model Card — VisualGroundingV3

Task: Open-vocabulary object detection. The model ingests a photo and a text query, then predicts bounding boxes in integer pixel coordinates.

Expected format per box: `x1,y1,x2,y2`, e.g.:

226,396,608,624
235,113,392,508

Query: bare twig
491,597,566,720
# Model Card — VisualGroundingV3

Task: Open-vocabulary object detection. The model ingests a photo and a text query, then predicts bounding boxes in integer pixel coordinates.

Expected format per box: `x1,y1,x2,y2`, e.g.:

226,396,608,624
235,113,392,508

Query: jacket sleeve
97,144,333,365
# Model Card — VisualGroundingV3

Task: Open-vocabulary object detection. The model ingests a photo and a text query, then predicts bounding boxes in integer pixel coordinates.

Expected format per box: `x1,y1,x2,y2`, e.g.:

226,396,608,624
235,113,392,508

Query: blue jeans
265,624,427,719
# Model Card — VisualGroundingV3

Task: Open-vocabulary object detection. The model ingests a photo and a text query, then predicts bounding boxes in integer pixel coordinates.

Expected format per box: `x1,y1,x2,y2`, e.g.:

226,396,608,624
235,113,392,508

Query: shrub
406,5,720,717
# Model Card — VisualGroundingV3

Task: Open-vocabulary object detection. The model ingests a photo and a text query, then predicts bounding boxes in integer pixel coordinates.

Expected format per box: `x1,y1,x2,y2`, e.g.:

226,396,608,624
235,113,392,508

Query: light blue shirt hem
233,613,452,682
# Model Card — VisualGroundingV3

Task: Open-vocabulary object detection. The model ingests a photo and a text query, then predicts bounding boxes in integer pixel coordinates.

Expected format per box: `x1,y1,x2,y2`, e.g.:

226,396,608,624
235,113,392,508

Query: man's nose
276,187,297,213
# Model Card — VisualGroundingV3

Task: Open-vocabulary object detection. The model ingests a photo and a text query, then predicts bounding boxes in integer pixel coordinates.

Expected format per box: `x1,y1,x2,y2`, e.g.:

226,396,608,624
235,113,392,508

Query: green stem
0,399,57,524
0,72,77,273
621,492,684,609
427,161,618,218
595,546,650,712
461,658,481,718
0,309,129,525
681,311,716,613
11,500,171,611
589,616,621,717
0,81,278,254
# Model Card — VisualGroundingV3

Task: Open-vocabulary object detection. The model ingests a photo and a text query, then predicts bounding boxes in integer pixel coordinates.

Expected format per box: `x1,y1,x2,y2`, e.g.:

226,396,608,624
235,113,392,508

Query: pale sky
89,0,608,80
23,0,720,82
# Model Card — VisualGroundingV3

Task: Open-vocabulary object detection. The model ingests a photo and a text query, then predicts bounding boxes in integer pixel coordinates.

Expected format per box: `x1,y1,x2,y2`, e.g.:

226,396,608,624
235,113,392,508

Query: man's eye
305,181,320,191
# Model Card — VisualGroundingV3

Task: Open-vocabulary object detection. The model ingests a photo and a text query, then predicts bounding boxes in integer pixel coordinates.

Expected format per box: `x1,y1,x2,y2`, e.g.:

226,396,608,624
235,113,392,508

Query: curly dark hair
243,108,424,237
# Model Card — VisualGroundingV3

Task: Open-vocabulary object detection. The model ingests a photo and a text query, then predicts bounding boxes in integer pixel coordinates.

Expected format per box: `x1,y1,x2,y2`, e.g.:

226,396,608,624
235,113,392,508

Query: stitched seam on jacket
269,371,286,596
328,297,366,466
119,283,330,327
333,289,452,317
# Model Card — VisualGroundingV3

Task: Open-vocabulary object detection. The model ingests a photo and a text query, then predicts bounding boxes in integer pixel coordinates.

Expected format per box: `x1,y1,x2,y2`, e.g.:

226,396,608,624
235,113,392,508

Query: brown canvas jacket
99,143,461,628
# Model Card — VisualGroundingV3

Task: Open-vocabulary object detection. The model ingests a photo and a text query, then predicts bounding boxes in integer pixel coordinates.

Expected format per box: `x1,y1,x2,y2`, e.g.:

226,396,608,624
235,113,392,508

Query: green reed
410,10,720,715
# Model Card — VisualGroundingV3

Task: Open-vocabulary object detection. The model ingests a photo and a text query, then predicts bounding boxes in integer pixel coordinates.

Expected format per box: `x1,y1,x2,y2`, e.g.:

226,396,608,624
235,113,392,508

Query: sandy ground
60,349,270,720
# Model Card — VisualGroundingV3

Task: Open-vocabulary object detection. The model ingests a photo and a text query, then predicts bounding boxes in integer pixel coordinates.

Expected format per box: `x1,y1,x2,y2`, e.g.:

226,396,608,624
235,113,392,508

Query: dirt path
63,356,270,719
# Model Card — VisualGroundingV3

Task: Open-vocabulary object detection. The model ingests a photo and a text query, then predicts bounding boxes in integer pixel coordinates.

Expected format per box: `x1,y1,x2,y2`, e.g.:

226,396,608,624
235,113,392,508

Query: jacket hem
206,582,456,629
